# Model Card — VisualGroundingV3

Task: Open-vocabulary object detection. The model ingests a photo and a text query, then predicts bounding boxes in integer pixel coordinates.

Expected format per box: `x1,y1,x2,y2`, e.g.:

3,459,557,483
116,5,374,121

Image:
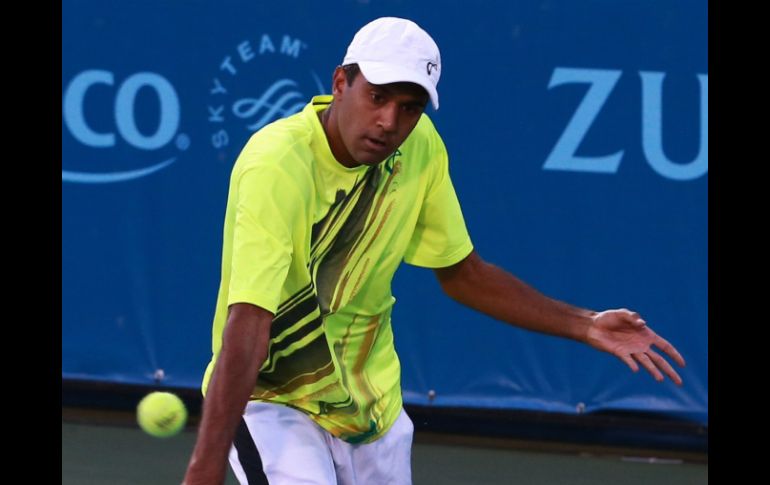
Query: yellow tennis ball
137,391,188,438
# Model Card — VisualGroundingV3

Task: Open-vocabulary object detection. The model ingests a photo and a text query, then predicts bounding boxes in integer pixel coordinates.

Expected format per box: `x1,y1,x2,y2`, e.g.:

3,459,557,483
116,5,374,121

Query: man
183,17,685,485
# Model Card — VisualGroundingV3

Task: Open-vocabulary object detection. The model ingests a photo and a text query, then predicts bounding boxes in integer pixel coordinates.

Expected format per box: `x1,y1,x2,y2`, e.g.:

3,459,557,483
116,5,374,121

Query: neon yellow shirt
202,95,473,443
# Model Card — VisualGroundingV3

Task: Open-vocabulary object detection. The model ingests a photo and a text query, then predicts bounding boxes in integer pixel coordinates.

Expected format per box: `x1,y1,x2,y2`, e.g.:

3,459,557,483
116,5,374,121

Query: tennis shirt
202,95,473,443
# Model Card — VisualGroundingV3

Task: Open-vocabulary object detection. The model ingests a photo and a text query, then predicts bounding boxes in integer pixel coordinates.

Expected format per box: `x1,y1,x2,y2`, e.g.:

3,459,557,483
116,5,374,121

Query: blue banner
63,0,707,424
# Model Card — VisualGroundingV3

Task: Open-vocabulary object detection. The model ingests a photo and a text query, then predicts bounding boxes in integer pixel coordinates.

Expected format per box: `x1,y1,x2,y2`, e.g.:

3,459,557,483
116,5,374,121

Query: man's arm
434,250,685,384
182,303,273,485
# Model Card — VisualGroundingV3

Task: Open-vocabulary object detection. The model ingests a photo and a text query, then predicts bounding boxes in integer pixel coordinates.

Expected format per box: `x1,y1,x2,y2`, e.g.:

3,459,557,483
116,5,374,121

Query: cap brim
357,61,439,110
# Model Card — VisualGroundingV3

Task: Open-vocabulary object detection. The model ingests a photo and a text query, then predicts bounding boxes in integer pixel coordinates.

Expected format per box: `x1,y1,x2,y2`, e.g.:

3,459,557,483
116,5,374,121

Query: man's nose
377,104,398,133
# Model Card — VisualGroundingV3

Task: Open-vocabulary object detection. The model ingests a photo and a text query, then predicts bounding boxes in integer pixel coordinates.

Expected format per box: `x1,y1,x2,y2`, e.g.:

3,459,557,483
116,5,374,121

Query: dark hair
342,63,360,86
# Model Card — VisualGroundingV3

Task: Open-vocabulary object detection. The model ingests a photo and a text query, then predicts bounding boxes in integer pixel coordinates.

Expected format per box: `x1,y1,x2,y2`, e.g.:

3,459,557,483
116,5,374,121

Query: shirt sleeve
227,164,301,313
403,135,473,268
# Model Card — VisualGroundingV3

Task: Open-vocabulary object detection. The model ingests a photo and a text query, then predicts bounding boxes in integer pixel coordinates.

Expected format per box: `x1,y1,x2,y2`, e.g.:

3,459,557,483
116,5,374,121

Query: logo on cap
426,61,438,76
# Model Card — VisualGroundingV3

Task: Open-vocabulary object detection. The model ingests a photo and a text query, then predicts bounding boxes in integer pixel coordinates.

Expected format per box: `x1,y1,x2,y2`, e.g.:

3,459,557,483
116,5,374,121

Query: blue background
62,0,707,425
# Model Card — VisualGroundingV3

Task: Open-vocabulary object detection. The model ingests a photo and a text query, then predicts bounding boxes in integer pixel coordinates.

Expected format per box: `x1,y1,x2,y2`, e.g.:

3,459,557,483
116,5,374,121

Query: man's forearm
183,305,272,485
438,252,595,343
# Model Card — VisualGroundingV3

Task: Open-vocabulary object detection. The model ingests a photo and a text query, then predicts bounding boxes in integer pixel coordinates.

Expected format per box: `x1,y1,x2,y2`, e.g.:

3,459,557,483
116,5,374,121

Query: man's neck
319,103,358,168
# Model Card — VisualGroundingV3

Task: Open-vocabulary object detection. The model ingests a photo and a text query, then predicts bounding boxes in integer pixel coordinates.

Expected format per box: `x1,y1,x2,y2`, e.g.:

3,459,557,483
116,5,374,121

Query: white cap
342,17,441,110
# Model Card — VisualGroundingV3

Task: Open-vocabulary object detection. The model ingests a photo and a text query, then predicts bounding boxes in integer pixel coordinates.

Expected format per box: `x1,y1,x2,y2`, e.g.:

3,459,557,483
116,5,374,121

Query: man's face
330,68,429,167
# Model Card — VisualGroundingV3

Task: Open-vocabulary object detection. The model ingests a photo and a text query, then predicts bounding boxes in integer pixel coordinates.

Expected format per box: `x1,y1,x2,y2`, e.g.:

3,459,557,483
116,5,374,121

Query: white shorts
229,401,414,485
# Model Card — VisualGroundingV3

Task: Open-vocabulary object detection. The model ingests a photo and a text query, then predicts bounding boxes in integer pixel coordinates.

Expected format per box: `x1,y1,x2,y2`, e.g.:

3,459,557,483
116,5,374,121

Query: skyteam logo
62,70,189,184
206,34,325,162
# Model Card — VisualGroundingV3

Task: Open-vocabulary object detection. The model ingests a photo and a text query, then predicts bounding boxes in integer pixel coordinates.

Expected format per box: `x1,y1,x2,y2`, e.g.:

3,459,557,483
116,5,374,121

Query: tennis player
182,17,686,485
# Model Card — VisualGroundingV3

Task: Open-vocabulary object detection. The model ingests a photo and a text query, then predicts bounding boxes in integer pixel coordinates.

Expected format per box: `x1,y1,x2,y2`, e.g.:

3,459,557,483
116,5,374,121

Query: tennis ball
136,391,188,438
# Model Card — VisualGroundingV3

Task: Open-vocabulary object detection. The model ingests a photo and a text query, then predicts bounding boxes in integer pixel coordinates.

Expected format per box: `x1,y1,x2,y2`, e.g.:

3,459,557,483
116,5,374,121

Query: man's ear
331,67,347,97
